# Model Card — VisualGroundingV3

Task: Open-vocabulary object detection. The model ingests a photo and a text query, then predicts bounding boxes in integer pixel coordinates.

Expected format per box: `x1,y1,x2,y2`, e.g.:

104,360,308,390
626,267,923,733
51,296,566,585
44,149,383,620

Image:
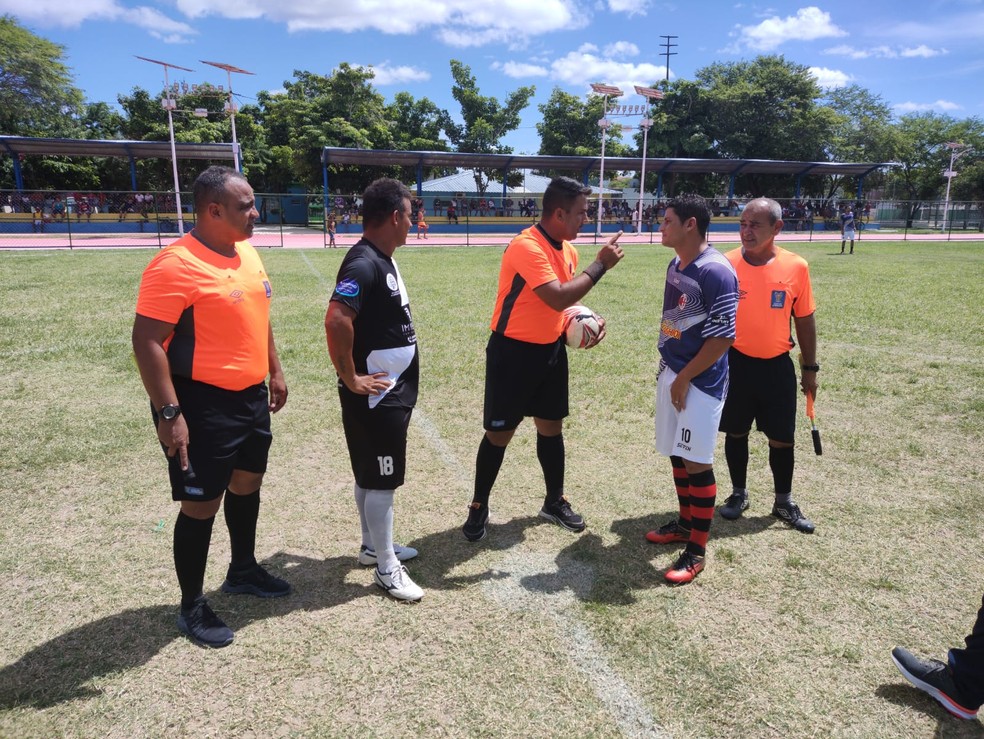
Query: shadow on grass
518,511,777,606
875,683,984,737
0,552,370,710
405,515,540,589
404,509,780,607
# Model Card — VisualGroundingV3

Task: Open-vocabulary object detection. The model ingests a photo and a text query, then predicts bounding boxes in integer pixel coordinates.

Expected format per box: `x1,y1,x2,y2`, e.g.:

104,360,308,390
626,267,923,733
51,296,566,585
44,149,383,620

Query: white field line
484,552,667,739
300,250,667,738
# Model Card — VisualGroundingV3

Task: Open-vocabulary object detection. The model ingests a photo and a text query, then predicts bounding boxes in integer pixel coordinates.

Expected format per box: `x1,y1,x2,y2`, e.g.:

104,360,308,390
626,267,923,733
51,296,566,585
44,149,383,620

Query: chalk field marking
300,250,666,738
483,552,667,739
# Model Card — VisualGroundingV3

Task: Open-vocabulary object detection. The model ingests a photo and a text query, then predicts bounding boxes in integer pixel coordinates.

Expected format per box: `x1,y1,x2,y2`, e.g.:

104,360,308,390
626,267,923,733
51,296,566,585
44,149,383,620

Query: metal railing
1,190,980,249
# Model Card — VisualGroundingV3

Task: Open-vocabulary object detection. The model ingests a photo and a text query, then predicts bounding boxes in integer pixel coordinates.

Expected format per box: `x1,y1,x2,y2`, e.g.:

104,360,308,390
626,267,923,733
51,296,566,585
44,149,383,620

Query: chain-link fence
1,190,981,249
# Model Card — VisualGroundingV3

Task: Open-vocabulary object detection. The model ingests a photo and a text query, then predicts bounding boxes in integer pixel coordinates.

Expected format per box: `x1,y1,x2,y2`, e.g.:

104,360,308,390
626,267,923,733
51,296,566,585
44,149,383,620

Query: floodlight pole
634,86,663,235
201,61,255,172
137,56,195,236
591,83,623,238
941,142,972,232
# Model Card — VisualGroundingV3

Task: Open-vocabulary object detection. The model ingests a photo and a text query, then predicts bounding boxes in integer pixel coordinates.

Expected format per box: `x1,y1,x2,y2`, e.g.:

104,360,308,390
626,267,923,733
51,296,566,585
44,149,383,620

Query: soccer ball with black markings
563,305,602,349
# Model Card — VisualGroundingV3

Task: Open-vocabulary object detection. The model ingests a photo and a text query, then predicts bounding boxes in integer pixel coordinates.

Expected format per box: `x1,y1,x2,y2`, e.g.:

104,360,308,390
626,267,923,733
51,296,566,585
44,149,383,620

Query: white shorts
655,366,724,464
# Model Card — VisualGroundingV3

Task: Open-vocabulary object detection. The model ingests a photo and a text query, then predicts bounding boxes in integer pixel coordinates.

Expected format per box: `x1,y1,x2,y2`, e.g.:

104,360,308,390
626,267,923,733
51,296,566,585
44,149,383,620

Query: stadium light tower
591,83,624,238
136,56,194,236
634,85,664,234
941,142,972,232
200,60,255,172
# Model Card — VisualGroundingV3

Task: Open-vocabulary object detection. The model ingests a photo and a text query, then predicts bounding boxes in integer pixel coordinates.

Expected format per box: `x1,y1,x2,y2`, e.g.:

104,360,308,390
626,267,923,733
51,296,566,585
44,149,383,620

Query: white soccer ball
563,305,603,349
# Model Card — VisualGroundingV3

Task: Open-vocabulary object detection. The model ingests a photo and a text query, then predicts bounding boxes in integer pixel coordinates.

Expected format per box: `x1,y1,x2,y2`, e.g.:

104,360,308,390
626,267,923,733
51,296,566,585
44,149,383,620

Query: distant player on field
646,194,738,584
717,197,818,533
462,176,625,542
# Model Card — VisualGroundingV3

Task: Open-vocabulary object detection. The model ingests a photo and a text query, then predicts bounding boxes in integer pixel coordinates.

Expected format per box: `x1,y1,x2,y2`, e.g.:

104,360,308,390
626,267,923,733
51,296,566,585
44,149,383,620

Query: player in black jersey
325,178,423,601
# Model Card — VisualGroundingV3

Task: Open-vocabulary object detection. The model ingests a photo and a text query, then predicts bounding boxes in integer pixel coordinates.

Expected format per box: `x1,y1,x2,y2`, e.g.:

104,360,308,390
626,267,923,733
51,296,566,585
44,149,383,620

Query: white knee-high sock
353,483,371,548
363,489,397,574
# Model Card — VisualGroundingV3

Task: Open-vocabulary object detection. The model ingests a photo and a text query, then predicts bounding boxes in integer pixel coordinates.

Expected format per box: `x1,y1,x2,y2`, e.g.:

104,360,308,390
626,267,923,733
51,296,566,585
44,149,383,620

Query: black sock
224,488,260,570
769,446,794,501
174,511,215,611
725,435,749,490
473,436,506,506
537,433,565,504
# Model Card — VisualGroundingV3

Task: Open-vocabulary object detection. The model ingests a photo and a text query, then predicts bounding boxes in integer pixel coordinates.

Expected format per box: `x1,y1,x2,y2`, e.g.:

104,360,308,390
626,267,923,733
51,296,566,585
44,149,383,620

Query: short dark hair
362,178,412,227
193,166,248,214
666,193,712,238
542,176,592,215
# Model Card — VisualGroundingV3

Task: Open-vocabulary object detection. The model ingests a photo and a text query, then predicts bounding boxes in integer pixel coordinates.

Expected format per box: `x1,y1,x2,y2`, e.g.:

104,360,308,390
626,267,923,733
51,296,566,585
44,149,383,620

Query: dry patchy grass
1,240,983,738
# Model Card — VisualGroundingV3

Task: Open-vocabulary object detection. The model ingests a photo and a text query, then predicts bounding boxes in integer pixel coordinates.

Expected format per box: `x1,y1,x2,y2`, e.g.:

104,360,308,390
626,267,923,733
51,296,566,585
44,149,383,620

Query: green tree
256,65,394,193
0,15,84,137
820,85,895,204
385,92,453,183
884,112,959,227
445,60,534,191
537,88,627,159
690,55,839,196
942,119,984,231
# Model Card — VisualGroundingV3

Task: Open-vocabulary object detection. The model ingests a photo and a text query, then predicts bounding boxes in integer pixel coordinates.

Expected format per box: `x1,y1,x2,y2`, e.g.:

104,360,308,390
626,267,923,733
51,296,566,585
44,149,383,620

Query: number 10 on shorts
377,456,394,476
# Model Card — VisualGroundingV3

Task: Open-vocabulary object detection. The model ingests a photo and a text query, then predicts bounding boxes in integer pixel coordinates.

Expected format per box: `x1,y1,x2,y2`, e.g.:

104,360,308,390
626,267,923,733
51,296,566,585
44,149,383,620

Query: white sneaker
358,544,418,566
374,565,424,601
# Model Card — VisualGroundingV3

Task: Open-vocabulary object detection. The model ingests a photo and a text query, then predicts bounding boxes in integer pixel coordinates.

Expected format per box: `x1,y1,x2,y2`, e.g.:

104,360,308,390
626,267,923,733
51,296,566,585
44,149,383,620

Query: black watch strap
801,364,820,372
160,403,182,420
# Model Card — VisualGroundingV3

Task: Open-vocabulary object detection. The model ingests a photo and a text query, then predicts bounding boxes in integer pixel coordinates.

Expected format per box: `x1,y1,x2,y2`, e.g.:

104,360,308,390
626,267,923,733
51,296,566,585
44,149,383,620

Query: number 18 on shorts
340,397,412,489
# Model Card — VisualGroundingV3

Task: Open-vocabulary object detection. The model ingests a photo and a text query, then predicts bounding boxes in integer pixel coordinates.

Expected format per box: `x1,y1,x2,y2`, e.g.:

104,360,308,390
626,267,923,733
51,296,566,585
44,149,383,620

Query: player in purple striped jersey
646,194,738,584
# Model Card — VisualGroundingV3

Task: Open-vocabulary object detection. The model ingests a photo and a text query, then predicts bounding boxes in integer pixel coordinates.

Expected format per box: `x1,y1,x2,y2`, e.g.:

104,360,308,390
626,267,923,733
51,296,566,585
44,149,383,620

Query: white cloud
359,64,430,85
607,0,649,16
550,49,665,92
900,44,948,58
603,41,640,58
808,66,852,89
734,6,845,52
893,100,963,113
824,43,948,59
492,61,550,78
878,12,984,43
172,0,583,41
0,0,196,36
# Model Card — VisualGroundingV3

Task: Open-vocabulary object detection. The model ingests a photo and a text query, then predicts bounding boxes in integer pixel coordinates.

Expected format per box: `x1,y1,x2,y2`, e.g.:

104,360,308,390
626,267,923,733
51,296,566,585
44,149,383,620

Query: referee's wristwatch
800,363,820,372
159,403,182,421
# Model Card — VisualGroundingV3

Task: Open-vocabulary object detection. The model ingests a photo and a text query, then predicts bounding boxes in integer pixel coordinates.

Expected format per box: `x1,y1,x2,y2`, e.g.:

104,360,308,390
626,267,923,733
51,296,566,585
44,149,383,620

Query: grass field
1,239,983,738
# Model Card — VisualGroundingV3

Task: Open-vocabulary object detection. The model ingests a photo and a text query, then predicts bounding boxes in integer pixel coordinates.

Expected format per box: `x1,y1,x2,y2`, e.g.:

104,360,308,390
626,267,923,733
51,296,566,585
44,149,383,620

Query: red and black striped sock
670,455,691,530
686,469,717,557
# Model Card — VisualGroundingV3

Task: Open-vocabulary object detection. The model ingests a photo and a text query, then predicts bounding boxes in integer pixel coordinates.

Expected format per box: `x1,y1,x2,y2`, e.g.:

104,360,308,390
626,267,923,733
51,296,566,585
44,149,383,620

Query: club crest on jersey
335,278,360,297
386,273,399,292
677,294,689,309
770,290,786,308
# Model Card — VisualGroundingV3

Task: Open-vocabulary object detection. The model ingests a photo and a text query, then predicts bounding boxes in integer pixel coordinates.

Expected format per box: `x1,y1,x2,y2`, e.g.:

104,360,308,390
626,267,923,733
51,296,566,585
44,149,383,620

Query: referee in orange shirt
717,198,818,533
462,177,624,541
132,166,290,648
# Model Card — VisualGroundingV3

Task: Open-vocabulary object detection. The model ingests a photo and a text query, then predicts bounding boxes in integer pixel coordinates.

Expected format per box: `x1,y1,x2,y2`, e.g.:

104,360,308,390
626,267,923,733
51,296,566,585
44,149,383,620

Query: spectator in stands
447,201,458,225
504,198,514,217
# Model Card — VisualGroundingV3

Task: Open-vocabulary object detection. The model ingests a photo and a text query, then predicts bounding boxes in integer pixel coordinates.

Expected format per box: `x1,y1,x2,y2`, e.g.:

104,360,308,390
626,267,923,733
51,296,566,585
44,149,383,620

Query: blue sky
2,0,982,154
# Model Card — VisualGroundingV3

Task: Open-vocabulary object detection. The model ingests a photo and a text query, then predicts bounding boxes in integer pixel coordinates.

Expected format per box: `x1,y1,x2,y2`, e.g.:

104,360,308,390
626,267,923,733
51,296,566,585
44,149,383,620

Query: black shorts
156,377,272,502
719,349,797,443
483,331,569,432
339,391,412,490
